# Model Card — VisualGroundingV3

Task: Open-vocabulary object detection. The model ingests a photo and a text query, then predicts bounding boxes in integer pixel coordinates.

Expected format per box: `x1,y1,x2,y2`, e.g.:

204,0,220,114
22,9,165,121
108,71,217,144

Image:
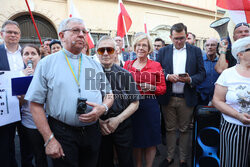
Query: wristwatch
101,104,109,115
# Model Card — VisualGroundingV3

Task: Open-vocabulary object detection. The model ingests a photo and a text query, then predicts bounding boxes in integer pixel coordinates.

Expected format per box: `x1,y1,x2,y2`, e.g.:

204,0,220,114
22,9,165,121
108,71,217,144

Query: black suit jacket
0,44,10,70
156,43,205,107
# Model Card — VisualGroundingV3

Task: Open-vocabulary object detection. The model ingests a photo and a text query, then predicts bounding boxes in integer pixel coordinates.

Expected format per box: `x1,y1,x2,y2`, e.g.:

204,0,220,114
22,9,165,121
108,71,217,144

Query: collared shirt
5,44,24,71
25,49,112,127
196,54,220,101
172,44,187,94
101,64,140,119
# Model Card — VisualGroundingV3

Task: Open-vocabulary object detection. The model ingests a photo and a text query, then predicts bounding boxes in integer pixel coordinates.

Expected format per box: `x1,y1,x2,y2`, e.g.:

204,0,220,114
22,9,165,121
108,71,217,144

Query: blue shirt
196,54,220,101
25,49,112,127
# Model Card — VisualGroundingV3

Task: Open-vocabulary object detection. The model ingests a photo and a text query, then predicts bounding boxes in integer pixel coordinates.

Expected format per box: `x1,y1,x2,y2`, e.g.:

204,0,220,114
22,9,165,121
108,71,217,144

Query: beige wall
0,0,225,48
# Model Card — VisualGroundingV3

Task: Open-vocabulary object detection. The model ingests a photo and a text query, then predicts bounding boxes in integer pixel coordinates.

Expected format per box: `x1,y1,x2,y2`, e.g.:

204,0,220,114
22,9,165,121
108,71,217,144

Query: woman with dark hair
124,33,166,167
19,44,48,167
49,39,62,54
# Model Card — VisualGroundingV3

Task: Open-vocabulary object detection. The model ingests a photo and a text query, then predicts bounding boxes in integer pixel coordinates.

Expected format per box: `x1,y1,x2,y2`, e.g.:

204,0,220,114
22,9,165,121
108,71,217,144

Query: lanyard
63,50,82,95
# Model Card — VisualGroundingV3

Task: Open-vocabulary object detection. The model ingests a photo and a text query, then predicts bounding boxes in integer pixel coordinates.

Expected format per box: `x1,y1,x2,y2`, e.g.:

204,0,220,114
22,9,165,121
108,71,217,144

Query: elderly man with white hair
25,17,113,167
213,36,250,167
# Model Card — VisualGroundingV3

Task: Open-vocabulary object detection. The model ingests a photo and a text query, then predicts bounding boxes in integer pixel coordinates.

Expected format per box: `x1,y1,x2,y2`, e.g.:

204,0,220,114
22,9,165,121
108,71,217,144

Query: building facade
0,0,226,53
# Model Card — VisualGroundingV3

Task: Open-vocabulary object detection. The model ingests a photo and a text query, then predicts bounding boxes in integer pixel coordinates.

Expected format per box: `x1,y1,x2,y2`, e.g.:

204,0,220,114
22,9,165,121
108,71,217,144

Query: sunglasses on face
244,48,250,52
234,22,249,31
97,47,115,55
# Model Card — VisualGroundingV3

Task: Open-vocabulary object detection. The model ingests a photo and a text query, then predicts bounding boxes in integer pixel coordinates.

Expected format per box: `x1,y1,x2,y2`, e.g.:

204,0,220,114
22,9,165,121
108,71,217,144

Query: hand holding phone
178,73,188,77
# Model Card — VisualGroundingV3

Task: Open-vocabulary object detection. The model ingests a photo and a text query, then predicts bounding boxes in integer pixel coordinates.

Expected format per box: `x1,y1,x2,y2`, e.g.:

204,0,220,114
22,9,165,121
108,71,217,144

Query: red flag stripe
217,0,250,10
86,32,95,49
117,0,132,38
245,11,250,23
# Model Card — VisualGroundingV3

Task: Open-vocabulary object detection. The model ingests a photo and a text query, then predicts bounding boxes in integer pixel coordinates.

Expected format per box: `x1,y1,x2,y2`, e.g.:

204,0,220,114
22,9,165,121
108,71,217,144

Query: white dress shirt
172,44,187,94
5,44,24,71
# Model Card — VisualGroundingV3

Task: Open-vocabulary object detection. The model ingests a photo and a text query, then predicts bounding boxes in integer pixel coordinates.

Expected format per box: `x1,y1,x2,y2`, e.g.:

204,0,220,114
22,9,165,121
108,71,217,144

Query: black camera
76,97,87,114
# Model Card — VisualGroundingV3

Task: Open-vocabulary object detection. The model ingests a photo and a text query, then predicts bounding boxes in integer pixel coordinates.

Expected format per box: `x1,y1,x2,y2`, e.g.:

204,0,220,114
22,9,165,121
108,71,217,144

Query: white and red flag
117,0,132,38
69,0,95,48
144,16,150,36
216,0,250,23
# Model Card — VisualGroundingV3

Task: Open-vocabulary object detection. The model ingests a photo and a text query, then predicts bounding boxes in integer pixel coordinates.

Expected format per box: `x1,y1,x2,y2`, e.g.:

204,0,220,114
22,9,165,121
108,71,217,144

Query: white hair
96,35,116,50
232,36,250,63
58,17,85,34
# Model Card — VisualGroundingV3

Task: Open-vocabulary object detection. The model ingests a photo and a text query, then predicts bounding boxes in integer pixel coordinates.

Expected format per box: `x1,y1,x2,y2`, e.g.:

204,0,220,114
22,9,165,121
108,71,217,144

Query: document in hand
11,76,33,96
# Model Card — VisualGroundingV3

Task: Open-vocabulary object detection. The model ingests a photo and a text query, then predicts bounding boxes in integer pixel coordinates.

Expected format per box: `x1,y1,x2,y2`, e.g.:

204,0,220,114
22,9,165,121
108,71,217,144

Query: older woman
19,44,48,167
124,33,166,167
213,36,250,167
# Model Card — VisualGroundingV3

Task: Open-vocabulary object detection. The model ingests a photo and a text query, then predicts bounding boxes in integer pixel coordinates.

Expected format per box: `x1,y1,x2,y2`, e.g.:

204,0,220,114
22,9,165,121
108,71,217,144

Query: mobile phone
178,73,188,77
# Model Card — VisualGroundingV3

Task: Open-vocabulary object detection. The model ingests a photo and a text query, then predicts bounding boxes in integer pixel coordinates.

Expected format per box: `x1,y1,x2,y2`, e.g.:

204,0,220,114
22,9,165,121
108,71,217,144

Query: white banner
0,71,20,126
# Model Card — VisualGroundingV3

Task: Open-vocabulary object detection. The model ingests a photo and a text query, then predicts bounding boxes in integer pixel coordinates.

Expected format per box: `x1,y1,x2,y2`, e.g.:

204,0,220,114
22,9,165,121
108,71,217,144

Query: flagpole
25,0,42,45
122,15,130,48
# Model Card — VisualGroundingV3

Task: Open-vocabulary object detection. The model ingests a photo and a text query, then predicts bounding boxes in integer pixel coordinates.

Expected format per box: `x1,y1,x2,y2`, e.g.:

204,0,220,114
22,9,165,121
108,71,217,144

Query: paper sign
0,71,20,126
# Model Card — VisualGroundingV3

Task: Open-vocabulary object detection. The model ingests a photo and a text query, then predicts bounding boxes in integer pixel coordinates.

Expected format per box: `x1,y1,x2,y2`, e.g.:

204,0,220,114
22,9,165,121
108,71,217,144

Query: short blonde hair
132,33,153,54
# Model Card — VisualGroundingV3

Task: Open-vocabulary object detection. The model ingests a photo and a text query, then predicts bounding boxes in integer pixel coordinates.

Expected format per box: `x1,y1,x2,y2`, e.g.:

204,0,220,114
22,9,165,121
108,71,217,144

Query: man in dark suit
0,20,24,167
157,23,205,167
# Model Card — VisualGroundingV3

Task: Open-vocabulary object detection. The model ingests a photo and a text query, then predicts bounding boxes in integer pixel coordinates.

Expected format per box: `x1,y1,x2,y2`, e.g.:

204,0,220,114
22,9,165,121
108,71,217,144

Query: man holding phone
157,23,205,167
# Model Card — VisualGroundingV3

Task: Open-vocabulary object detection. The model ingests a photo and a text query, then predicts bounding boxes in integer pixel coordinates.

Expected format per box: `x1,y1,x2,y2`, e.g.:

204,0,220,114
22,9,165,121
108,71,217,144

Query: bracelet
44,133,54,147
101,104,109,115
220,51,227,55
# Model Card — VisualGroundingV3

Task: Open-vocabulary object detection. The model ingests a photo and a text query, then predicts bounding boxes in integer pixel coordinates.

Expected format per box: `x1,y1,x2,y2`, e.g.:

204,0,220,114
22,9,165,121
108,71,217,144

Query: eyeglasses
234,22,249,31
244,48,250,52
173,36,186,41
62,28,88,35
97,47,115,55
205,43,217,47
136,44,148,49
3,30,20,35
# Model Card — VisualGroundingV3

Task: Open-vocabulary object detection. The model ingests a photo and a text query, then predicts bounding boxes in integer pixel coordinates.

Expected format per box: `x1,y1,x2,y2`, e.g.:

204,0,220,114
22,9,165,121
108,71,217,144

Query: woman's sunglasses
97,47,115,55
244,48,250,52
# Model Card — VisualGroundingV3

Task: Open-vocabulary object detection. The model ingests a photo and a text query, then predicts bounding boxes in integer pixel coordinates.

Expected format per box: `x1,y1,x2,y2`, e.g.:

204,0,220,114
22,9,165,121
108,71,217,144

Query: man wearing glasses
96,35,139,167
157,23,205,167
114,36,132,61
25,17,113,167
0,20,24,167
196,38,220,106
215,22,250,74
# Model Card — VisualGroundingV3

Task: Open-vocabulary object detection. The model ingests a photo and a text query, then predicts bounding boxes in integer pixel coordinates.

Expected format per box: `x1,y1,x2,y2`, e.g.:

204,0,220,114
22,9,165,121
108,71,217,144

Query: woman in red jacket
124,33,166,167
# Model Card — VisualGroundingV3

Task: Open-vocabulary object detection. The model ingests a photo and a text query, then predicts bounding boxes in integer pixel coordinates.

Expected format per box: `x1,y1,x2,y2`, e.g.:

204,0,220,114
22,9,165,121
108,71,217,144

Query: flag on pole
117,0,132,38
216,0,250,23
69,0,95,49
144,16,150,36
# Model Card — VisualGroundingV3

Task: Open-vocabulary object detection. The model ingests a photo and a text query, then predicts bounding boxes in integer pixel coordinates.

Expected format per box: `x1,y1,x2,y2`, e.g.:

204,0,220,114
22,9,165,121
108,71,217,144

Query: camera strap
63,50,82,95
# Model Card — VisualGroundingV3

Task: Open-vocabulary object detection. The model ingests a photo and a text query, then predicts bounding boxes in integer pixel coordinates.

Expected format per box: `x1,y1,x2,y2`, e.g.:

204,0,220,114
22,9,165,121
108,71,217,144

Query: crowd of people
0,16,249,167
